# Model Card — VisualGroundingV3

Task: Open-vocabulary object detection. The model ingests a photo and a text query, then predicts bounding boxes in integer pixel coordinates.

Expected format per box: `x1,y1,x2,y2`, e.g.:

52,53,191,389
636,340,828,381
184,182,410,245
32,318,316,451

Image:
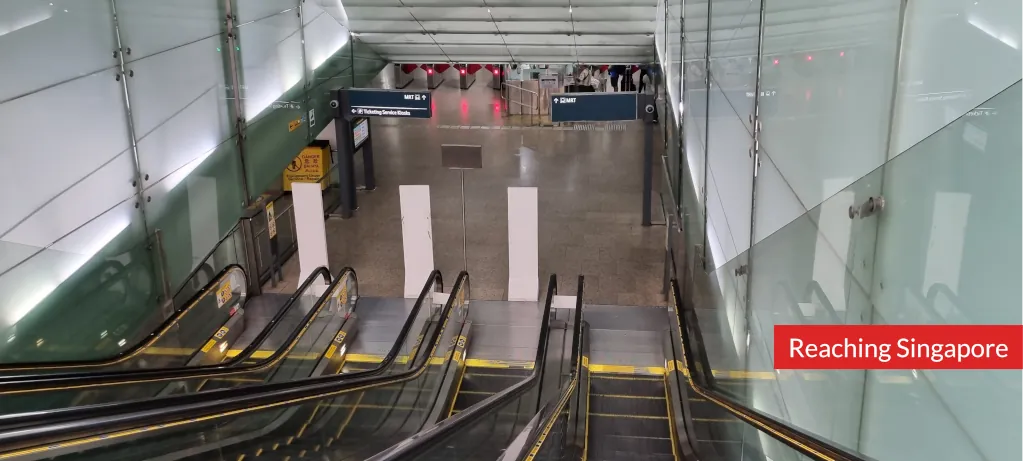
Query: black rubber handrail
169,223,242,303
669,279,872,461
511,275,585,461
0,267,341,393
0,264,252,372
0,270,454,454
366,274,579,461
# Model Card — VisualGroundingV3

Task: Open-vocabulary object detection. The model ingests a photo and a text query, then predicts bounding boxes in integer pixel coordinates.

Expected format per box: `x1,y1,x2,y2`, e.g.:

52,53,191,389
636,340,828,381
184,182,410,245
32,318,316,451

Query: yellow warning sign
288,118,302,132
325,344,338,359
265,201,277,239
216,281,232,307
201,339,217,353
283,143,331,191
214,327,229,339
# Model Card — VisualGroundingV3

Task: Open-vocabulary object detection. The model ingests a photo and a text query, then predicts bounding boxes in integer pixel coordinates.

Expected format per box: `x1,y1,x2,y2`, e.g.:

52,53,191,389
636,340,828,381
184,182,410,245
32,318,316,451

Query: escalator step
589,394,668,418
457,368,528,394
590,374,664,397
452,389,495,412
588,412,671,439
589,435,674,456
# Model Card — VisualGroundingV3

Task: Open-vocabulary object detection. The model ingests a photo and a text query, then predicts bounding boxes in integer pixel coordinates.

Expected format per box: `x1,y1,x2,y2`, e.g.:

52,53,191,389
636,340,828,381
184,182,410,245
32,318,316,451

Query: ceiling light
568,6,572,13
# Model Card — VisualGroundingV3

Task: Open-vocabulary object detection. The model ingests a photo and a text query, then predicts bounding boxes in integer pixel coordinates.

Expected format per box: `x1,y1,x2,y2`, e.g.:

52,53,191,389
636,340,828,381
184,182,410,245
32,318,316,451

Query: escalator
0,265,252,375
0,271,460,461
366,277,870,461
0,273,872,461
0,267,365,414
586,372,676,461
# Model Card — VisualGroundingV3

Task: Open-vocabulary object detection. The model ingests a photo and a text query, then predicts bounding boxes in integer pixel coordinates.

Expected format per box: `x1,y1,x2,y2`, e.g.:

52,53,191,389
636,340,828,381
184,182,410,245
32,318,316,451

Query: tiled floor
267,68,667,307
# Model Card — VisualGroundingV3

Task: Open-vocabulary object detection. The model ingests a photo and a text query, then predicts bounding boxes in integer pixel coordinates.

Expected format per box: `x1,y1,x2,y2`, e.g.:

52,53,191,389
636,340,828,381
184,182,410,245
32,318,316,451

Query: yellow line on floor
589,364,665,375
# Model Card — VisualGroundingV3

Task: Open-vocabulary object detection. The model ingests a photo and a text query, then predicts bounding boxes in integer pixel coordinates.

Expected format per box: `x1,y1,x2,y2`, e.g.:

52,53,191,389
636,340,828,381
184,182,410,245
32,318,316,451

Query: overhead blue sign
345,89,432,119
550,92,638,122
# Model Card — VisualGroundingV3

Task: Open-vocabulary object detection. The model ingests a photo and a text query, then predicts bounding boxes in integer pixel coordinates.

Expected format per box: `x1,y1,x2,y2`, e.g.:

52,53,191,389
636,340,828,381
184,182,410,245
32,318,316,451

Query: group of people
572,64,659,123
575,65,655,93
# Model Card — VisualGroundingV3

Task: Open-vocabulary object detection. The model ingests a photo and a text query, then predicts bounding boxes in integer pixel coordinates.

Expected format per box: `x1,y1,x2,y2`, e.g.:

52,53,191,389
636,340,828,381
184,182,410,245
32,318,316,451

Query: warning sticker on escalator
216,281,232,308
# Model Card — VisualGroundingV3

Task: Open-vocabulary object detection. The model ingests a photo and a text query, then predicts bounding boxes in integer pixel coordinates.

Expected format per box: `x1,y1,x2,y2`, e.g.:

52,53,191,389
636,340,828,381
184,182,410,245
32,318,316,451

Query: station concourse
0,1,1020,461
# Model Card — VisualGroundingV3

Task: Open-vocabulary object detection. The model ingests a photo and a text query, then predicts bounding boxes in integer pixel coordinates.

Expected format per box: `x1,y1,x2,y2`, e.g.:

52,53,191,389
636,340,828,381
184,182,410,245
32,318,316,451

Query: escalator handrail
0,264,251,372
169,222,242,303
366,274,577,461
0,267,339,393
669,279,872,461
0,271,457,456
511,275,585,461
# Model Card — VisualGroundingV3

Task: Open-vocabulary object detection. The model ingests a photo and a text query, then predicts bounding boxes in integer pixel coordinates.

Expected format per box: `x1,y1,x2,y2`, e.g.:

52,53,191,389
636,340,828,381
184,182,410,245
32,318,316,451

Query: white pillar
292,182,330,295
507,187,538,301
400,185,435,298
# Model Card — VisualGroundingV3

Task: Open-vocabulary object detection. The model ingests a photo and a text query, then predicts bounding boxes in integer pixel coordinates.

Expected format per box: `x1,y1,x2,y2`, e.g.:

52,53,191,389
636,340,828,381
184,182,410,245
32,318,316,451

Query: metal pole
222,0,251,205
642,94,655,227
109,0,151,230
460,170,468,272
152,229,173,316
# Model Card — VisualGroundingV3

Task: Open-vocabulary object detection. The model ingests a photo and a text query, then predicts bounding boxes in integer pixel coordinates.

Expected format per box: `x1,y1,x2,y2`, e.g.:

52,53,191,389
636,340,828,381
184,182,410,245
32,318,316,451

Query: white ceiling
343,0,658,64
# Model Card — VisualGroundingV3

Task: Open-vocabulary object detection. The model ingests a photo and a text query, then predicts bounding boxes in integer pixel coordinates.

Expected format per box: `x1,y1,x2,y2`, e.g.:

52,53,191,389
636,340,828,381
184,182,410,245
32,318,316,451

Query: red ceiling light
460,68,466,75
494,69,499,75
427,68,433,74
839,51,845,57
806,55,813,61
773,59,779,65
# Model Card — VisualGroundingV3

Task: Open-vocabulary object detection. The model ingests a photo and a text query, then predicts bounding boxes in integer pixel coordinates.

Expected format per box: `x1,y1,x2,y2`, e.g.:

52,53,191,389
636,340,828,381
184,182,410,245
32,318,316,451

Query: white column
507,187,538,301
400,185,435,298
292,182,330,295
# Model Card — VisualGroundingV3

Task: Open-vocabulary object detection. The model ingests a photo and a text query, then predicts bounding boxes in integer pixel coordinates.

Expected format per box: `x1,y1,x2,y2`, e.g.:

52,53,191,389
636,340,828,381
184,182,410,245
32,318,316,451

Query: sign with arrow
343,89,432,119
550,92,638,122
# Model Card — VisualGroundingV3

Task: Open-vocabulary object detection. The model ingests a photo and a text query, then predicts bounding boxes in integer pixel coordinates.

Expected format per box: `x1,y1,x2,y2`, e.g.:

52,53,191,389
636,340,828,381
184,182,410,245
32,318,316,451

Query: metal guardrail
501,82,539,126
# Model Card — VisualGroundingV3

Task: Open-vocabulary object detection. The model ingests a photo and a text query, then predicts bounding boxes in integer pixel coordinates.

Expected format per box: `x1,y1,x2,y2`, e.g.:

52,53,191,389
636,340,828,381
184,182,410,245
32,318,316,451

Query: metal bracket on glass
849,196,885,219
734,265,749,277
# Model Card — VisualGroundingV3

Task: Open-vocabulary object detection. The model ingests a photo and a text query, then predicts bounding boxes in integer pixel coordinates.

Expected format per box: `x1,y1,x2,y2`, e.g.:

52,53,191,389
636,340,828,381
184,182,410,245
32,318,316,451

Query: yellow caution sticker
333,331,347,343
265,202,277,239
582,356,590,368
453,350,462,363
213,327,229,339
325,345,338,359
201,339,217,353
288,118,302,132
216,281,232,308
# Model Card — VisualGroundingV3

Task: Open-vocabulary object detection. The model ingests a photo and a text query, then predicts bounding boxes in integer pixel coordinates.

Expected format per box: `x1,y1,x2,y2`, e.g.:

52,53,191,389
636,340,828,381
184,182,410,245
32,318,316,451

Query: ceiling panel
344,0,658,64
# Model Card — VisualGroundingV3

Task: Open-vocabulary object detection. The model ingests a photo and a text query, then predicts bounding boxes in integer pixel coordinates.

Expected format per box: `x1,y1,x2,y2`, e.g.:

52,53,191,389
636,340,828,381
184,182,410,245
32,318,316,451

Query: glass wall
0,0,387,363
660,0,1022,459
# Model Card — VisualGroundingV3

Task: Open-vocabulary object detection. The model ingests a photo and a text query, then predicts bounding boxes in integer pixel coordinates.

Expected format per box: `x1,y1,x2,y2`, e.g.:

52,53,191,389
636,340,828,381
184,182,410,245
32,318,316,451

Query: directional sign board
344,89,432,120
550,92,638,122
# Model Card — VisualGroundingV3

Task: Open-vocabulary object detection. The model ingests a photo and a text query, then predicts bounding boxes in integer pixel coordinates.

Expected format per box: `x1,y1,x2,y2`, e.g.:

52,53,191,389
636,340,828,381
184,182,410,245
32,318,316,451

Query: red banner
774,325,1023,369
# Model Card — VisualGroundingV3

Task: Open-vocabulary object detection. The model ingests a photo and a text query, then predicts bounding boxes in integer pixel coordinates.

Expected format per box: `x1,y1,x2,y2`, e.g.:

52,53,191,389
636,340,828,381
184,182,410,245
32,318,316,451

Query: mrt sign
550,92,639,122
340,89,432,120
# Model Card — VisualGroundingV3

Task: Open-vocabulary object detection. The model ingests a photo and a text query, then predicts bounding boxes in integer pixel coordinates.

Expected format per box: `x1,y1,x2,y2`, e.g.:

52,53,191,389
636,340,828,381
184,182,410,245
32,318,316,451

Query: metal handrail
501,82,539,126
